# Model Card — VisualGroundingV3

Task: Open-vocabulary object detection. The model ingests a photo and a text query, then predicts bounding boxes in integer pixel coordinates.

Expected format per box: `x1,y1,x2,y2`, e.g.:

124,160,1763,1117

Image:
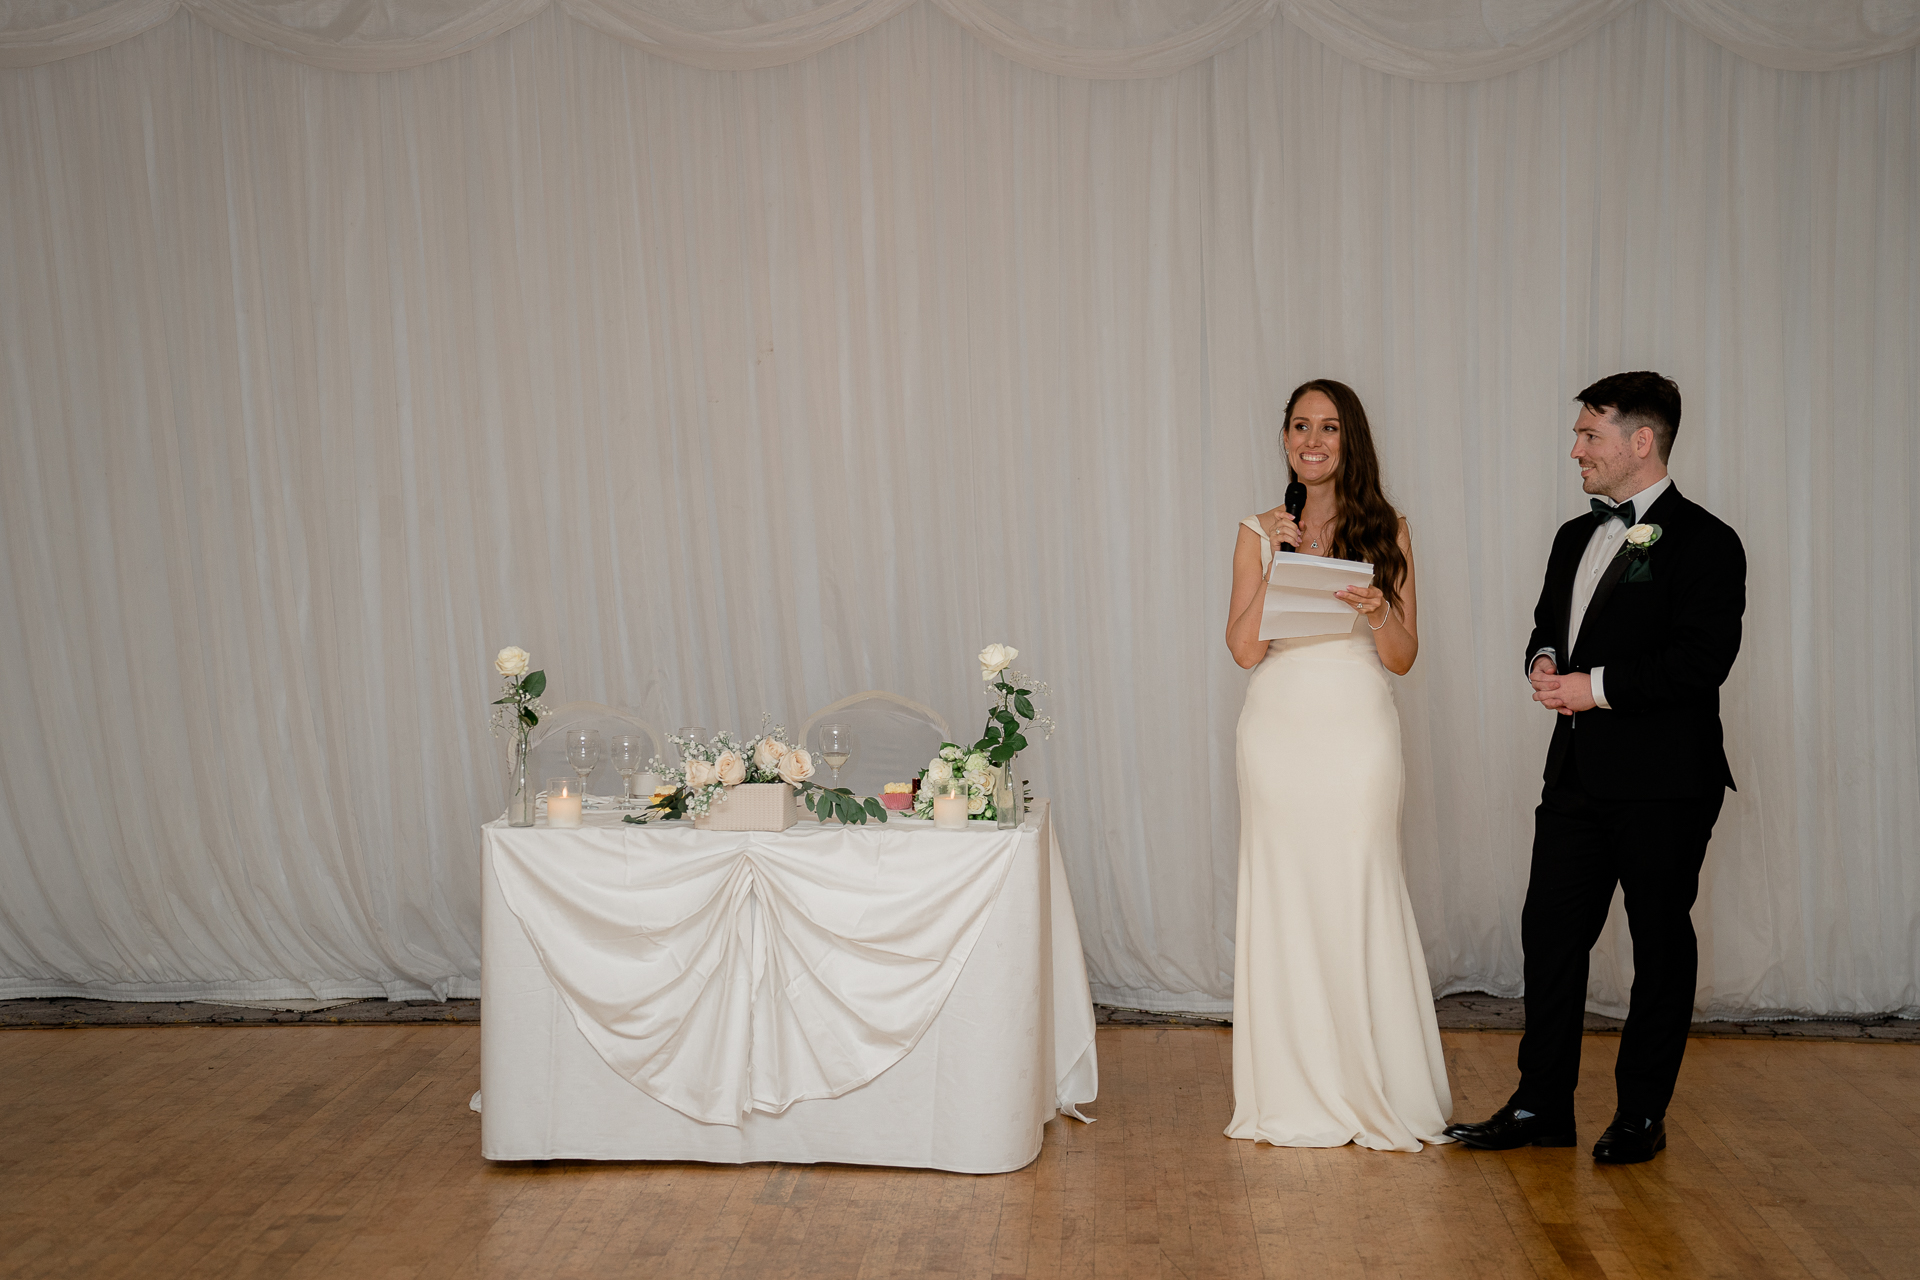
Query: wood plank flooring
1,1025,1913,1278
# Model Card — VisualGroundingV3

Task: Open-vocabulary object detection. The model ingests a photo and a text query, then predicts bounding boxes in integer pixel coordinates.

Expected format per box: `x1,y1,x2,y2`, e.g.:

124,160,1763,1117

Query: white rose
778,748,814,784
684,758,719,788
967,792,988,815
753,738,788,773
939,745,962,762
925,760,953,784
494,646,530,678
979,643,1018,681
965,752,988,774
1625,523,1658,547
714,749,747,787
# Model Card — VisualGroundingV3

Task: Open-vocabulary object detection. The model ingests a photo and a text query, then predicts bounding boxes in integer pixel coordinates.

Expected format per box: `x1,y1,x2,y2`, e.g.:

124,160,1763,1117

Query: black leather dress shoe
1443,1106,1577,1150
1592,1113,1666,1164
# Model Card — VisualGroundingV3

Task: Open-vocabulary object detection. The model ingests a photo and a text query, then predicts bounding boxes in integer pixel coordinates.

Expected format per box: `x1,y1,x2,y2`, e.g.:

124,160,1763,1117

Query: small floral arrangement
911,644,1055,822
489,646,551,741
1622,523,1662,582
625,720,889,826
912,743,999,820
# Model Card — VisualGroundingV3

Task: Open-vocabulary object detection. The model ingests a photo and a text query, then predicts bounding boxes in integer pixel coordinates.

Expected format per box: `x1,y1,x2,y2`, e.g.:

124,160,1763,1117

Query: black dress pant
1508,764,1725,1126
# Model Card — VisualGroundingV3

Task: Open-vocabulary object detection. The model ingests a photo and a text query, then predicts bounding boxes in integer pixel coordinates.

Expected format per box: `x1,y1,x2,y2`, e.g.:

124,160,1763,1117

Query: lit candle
546,778,583,829
932,795,969,830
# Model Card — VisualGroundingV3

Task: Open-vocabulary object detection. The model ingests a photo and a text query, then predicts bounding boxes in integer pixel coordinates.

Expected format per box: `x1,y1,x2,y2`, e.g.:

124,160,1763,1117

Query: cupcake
880,782,915,811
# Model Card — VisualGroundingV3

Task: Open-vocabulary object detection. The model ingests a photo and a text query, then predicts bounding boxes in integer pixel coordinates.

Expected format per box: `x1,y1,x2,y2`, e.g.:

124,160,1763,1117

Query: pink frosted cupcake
880,783,915,811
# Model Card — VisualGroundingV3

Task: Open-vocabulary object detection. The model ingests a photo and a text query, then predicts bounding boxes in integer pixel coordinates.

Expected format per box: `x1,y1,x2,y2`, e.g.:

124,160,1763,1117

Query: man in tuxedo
1445,371,1746,1164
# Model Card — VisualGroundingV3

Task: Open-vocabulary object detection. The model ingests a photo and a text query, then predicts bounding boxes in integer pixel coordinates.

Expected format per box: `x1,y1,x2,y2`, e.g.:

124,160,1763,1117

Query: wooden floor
2,1027,1914,1279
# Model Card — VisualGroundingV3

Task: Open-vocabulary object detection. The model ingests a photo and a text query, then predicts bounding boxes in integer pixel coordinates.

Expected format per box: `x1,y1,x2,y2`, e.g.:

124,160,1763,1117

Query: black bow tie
1591,498,1635,526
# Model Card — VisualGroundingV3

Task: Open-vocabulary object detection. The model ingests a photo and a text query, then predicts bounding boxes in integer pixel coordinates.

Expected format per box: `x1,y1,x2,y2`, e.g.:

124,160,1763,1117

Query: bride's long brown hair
1282,378,1408,614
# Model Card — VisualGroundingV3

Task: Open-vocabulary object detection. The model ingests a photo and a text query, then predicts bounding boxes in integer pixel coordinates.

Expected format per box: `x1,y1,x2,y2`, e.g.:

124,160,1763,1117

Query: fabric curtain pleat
2,1,1917,75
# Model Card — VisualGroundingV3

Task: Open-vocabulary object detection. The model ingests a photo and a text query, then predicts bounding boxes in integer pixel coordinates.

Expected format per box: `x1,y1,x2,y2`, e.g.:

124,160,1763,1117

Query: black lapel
1551,526,1587,658
1577,483,1683,656
1581,552,1632,645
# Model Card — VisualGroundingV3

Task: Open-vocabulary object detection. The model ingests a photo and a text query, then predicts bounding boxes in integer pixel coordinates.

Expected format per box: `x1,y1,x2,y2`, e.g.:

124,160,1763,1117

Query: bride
1222,378,1453,1151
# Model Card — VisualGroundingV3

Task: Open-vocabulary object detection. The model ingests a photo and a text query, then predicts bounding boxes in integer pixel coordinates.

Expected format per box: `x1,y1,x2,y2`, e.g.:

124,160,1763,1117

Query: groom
1447,372,1746,1164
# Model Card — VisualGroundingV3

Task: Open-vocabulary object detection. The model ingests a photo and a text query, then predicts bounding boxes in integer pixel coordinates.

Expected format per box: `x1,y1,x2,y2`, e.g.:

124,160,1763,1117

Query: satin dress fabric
1226,515,1453,1151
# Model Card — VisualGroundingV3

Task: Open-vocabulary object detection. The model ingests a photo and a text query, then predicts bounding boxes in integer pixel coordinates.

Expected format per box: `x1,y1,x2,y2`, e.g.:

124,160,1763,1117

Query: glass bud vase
506,728,536,827
994,759,1021,829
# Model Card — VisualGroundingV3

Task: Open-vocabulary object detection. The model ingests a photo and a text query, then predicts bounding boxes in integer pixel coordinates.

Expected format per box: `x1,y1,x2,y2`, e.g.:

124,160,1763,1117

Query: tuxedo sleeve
1599,523,1746,711
1524,525,1578,673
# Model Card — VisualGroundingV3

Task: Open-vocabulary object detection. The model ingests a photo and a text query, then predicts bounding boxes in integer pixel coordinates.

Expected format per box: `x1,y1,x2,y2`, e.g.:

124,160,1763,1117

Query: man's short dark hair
1576,371,1681,462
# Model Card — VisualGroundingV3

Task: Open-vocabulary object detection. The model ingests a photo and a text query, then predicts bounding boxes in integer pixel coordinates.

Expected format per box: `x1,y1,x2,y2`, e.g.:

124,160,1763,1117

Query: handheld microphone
1279,482,1307,554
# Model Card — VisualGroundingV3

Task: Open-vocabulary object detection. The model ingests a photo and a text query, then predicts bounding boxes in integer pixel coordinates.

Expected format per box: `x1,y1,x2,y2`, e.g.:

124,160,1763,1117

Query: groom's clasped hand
1527,655,1595,715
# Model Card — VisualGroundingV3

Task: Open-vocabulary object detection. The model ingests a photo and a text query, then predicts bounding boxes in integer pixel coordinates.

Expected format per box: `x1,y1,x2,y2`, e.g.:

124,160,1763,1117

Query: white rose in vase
495,646,530,678
753,738,789,774
979,644,1018,681
684,758,719,788
777,749,815,785
714,749,747,787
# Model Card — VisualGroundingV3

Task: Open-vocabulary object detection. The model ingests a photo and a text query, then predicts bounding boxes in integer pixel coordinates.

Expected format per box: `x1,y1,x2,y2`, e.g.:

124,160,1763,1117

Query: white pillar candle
932,795,969,830
546,794,582,828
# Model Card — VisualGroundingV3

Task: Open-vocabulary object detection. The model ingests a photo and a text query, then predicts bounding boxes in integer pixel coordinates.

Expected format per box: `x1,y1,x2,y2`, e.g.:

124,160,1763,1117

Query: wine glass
815,722,856,785
674,726,711,764
609,734,646,809
564,728,602,796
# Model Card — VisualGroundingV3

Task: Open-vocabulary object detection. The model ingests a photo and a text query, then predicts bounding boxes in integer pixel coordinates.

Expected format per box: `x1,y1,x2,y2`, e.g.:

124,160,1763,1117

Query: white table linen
480,801,1097,1172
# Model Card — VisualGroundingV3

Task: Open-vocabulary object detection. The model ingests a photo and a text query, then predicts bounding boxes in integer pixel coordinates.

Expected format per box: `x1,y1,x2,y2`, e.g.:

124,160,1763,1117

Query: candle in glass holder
546,778,583,829
931,776,970,830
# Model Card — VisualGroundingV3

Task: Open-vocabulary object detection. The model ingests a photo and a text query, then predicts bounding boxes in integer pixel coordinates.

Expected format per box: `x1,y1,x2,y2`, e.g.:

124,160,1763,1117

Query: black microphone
1279,482,1307,554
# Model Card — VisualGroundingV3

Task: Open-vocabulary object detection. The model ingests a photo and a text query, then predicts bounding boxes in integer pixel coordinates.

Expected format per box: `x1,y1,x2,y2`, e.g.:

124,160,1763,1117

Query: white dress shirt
1534,475,1672,710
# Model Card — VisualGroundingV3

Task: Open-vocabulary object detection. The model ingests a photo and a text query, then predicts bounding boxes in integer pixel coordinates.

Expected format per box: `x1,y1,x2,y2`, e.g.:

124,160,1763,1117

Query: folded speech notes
1258,552,1375,641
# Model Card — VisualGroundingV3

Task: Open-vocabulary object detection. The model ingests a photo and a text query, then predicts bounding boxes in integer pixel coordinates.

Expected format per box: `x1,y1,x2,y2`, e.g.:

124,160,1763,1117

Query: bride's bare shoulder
1245,507,1284,535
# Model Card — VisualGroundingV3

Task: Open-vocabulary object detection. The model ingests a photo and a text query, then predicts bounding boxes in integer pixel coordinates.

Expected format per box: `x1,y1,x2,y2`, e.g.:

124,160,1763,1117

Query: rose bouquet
625,721,889,826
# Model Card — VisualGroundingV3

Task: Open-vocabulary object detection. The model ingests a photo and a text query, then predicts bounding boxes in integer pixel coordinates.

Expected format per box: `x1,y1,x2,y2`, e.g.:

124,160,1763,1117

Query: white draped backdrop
1,0,1915,1018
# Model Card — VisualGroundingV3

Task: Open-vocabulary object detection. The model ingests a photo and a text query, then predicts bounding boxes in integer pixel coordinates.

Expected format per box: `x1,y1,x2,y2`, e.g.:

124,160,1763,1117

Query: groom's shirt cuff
1590,666,1611,709
1527,646,1556,677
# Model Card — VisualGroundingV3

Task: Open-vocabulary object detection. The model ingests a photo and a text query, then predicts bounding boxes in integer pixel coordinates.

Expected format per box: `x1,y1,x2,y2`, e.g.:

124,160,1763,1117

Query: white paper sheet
1259,552,1375,640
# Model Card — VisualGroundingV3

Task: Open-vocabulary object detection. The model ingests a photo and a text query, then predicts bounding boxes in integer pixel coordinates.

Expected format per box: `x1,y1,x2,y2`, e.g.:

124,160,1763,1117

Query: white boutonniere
1622,523,1662,581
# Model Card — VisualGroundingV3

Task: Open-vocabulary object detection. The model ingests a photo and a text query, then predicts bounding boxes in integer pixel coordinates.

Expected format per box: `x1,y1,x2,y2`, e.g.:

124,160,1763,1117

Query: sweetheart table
478,800,1098,1173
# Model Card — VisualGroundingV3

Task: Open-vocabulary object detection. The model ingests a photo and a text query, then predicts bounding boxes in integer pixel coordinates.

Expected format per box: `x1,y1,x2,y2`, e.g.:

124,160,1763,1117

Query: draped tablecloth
479,801,1098,1172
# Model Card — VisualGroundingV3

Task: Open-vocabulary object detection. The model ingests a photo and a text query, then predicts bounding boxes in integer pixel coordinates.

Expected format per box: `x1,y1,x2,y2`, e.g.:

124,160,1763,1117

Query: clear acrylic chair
798,692,952,803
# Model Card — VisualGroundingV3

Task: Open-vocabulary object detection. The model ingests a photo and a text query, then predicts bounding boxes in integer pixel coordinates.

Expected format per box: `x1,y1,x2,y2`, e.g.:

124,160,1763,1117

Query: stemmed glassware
674,726,711,765
563,728,602,796
610,734,647,809
815,722,856,785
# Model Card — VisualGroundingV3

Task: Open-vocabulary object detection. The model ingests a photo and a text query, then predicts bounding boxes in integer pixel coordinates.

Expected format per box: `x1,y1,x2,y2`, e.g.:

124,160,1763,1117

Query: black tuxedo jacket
1525,483,1746,799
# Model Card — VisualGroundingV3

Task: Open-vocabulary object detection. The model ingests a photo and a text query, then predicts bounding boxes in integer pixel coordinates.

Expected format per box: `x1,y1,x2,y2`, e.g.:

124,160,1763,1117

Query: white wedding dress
1226,515,1453,1151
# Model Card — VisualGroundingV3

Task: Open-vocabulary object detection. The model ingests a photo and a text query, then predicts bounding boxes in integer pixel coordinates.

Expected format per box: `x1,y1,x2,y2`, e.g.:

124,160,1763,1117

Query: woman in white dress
1222,378,1452,1151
